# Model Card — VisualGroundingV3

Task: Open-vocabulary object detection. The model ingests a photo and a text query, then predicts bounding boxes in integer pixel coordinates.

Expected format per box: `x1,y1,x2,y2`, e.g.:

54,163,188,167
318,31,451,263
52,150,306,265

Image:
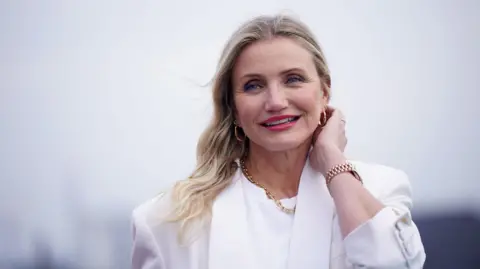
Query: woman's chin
252,137,311,153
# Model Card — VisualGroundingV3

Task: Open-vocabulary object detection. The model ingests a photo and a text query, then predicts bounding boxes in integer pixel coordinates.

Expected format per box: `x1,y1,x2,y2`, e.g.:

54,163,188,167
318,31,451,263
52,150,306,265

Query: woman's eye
243,82,261,91
286,75,304,84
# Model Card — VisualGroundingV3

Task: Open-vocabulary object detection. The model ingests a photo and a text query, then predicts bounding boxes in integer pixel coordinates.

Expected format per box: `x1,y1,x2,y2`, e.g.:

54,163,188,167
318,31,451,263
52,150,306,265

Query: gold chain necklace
240,158,296,214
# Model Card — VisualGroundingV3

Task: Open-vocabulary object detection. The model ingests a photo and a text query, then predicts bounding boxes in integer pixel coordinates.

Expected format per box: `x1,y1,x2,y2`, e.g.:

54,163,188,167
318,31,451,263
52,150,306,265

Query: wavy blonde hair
165,14,332,242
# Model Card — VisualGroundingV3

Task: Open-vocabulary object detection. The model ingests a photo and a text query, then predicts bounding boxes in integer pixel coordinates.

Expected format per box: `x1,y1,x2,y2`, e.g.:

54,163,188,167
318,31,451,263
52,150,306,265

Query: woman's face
232,37,327,152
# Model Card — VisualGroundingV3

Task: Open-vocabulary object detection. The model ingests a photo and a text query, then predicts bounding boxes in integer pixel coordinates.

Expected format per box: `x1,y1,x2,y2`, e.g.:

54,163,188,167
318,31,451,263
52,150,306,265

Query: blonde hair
165,14,332,242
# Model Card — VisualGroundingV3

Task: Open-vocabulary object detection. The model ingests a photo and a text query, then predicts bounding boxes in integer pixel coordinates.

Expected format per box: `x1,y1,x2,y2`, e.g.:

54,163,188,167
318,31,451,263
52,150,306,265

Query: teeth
264,117,297,126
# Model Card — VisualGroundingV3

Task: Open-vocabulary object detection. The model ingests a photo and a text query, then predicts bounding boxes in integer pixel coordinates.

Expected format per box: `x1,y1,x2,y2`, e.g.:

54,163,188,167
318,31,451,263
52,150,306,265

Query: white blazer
131,161,426,269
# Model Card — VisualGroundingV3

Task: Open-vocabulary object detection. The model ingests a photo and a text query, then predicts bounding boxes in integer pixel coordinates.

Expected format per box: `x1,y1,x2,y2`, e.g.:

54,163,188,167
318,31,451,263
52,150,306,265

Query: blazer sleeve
342,168,426,269
131,208,165,269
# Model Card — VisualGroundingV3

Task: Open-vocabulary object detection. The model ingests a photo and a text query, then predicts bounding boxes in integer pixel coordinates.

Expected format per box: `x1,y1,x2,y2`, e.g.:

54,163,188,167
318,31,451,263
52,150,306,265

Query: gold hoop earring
234,121,244,142
319,110,327,127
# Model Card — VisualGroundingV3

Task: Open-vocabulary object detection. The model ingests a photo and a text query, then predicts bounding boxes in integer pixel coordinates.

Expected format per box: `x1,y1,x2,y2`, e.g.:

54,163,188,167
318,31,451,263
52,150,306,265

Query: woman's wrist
319,145,347,176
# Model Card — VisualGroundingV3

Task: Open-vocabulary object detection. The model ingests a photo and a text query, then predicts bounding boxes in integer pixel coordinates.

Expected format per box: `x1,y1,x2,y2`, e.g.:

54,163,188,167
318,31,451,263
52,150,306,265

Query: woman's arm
310,107,426,268
323,150,384,237
324,149,426,269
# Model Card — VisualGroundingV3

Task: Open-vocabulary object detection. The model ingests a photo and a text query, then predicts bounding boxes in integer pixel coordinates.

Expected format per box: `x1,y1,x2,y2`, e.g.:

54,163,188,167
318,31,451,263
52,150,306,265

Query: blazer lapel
287,161,335,269
208,170,258,269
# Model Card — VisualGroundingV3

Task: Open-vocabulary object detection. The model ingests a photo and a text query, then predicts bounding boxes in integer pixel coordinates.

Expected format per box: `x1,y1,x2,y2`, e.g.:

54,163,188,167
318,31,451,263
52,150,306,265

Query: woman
131,14,426,269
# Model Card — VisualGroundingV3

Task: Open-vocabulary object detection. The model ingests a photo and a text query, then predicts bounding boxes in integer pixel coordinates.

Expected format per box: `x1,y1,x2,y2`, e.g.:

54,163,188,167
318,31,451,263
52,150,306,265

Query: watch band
325,162,363,185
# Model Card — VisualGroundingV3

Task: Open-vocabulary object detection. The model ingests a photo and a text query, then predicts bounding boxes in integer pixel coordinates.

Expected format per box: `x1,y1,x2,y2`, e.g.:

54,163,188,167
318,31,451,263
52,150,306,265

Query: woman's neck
244,140,311,199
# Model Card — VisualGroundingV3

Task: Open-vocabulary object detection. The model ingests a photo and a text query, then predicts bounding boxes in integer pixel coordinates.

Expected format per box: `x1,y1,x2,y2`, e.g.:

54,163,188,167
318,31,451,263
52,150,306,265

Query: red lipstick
260,115,300,131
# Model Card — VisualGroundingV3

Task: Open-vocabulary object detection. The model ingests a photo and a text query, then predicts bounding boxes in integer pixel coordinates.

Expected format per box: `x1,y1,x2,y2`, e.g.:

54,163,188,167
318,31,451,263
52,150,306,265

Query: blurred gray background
1,0,479,268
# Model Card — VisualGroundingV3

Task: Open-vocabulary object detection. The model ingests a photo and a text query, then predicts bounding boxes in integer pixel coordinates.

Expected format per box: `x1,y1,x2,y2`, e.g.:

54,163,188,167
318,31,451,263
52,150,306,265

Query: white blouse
241,174,297,269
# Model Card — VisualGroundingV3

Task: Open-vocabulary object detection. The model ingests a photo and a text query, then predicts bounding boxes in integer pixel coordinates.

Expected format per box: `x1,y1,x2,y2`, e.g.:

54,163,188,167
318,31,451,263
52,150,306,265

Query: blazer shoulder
131,191,192,268
132,190,210,266
132,191,178,237
350,160,411,200
133,192,167,218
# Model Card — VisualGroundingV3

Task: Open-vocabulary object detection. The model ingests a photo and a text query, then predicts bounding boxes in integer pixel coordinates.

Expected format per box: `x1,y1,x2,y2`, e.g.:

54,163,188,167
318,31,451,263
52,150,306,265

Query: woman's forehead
233,37,316,79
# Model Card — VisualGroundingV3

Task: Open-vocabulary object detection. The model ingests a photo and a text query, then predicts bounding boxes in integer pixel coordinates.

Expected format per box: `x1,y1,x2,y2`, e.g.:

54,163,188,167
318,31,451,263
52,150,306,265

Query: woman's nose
264,84,288,112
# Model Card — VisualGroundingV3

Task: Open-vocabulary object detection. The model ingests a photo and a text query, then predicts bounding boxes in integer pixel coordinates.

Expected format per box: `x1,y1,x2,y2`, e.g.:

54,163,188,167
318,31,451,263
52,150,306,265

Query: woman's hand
309,106,348,176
